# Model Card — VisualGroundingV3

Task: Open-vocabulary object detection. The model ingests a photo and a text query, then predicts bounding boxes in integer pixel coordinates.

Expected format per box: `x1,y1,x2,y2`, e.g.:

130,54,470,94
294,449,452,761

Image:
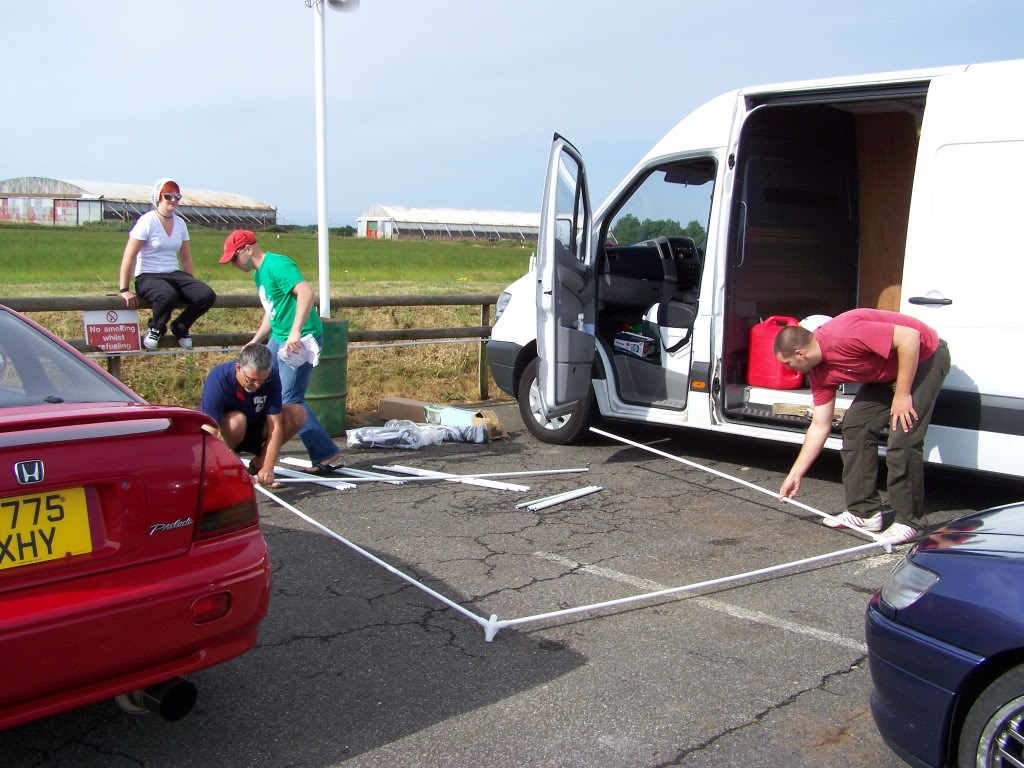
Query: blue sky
3,1,1022,227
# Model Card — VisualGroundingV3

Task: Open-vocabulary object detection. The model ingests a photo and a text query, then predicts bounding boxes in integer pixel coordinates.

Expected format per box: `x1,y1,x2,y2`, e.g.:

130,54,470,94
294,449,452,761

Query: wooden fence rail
2,293,501,399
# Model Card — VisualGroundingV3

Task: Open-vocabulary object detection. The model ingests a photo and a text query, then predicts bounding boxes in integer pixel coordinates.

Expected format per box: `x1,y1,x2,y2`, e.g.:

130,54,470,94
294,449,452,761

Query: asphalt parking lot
5,403,1023,768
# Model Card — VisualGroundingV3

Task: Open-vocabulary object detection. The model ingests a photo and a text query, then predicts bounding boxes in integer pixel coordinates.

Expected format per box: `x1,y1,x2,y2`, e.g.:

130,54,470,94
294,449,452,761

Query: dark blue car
866,502,1024,767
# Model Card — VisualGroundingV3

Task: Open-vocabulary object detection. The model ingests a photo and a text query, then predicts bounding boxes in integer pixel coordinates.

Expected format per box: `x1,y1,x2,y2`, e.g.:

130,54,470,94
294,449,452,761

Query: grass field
0,225,531,292
0,225,532,417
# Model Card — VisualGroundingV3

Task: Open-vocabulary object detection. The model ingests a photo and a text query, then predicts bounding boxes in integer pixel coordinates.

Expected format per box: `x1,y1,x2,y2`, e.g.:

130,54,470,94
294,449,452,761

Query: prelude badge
149,518,194,536
14,460,44,485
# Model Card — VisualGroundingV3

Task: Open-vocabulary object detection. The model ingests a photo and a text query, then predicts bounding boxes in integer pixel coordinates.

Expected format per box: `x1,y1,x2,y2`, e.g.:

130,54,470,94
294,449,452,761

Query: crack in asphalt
16,712,144,768
649,657,869,767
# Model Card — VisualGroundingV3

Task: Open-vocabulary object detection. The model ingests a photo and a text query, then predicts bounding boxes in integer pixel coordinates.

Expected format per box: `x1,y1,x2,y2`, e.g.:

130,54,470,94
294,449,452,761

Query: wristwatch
119,287,131,293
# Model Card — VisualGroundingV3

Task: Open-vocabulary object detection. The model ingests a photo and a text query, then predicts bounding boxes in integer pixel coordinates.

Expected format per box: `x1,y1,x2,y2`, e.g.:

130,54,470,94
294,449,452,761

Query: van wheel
517,357,593,444
957,664,1024,767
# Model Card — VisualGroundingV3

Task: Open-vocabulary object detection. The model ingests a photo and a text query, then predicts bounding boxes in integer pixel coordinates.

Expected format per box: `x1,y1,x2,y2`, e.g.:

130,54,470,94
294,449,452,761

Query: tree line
611,214,706,247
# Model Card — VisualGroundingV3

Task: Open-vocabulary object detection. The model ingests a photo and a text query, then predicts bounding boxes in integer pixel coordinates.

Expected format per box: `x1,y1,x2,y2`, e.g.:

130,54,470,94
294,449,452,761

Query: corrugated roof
360,204,538,228
0,177,274,211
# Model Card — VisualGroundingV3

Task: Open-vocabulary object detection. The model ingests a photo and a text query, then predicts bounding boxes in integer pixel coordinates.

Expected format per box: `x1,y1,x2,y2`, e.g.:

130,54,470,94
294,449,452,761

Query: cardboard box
613,331,655,358
471,409,507,440
377,397,431,422
376,398,506,440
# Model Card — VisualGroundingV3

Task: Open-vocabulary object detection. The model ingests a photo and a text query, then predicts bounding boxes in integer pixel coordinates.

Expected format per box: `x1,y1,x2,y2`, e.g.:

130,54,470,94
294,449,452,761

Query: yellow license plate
0,487,92,570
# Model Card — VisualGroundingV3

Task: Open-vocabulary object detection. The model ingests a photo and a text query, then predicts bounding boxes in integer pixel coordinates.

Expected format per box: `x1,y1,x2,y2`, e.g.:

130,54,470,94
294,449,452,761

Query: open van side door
536,134,595,419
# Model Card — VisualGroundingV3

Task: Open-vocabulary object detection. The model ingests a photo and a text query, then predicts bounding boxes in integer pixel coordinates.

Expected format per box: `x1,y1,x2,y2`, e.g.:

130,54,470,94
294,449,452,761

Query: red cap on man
221,230,257,264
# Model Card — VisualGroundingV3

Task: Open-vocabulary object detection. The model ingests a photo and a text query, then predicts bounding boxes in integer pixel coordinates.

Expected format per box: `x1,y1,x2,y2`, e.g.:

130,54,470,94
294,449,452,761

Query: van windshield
606,159,715,256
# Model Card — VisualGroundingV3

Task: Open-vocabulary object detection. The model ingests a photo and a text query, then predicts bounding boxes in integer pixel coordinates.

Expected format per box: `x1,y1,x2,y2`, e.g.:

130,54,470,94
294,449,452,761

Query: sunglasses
231,245,249,263
240,371,269,388
162,192,183,201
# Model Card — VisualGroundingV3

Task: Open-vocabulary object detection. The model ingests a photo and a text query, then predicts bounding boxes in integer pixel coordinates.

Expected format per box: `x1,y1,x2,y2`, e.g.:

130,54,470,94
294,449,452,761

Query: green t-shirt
254,251,323,342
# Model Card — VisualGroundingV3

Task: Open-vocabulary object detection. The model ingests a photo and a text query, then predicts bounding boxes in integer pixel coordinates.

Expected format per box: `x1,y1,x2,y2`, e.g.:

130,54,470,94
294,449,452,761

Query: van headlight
494,291,513,321
880,558,939,610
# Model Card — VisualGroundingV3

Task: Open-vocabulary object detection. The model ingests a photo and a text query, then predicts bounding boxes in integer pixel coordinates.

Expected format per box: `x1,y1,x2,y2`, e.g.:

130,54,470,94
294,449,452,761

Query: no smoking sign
83,309,142,352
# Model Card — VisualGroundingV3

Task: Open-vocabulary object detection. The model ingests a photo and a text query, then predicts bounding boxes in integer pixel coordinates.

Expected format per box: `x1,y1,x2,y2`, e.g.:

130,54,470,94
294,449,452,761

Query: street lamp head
325,0,359,11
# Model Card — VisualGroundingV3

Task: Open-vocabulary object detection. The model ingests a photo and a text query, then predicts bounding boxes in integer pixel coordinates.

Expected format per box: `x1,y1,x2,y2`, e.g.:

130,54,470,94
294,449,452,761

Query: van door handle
732,201,747,269
908,296,953,306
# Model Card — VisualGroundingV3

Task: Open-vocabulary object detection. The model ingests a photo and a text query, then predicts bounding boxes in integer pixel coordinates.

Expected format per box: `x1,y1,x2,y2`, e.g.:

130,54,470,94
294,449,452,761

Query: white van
486,59,1024,477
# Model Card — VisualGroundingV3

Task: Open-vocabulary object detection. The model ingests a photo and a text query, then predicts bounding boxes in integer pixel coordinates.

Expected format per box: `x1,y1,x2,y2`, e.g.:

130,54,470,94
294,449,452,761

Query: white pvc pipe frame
258,427,891,642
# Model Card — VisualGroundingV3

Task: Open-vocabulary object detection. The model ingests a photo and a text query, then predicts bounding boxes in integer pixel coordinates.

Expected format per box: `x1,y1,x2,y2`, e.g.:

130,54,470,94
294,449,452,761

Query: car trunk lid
0,403,224,591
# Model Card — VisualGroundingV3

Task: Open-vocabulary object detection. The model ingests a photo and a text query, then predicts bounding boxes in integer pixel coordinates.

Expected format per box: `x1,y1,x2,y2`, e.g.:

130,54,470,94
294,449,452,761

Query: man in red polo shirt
774,309,951,544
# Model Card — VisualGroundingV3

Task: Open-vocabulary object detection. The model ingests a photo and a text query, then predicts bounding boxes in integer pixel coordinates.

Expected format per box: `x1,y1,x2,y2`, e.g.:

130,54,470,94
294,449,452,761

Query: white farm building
357,204,539,242
0,177,276,230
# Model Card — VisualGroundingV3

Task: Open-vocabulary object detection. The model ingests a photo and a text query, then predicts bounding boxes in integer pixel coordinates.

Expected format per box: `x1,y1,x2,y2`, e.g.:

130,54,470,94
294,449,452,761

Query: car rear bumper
865,596,984,768
0,527,270,729
486,340,522,396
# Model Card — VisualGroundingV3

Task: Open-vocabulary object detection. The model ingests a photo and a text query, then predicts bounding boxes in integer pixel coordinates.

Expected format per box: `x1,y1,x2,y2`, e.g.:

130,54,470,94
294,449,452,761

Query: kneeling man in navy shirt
200,343,306,488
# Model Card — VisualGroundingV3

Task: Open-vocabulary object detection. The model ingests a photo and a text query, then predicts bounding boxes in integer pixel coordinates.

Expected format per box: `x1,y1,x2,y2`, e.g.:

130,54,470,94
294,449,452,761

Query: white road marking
533,551,868,653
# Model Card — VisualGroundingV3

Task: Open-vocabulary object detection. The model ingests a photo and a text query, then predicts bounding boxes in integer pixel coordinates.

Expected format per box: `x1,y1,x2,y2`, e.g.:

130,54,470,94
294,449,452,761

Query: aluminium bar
281,456,406,484
481,540,884,640
373,466,588,480
527,486,603,511
271,464,355,491
373,464,528,492
257,486,489,630
590,427,891,553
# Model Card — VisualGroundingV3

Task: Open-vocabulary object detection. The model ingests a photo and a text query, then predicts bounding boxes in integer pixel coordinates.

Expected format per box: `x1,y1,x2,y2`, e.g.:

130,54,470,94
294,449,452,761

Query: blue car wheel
958,664,1024,767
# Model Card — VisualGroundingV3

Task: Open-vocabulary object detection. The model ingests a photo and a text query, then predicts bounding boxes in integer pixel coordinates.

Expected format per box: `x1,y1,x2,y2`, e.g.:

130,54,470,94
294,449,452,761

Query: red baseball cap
221,230,257,264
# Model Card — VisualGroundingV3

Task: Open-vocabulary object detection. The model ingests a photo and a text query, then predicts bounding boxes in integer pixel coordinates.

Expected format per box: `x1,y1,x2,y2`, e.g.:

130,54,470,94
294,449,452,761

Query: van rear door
536,135,596,419
901,61,1024,474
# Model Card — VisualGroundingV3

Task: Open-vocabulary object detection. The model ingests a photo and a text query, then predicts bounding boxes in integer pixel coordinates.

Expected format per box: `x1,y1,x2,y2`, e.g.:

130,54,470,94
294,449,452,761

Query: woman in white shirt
118,178,217,350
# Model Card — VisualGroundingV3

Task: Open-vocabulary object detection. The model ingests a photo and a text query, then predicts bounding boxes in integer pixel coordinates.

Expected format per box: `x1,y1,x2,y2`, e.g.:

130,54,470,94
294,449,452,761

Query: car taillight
196,435,259,540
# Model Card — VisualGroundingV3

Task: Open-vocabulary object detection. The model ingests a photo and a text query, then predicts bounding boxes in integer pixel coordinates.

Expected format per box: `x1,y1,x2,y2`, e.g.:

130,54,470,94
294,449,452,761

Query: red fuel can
748,316,803,389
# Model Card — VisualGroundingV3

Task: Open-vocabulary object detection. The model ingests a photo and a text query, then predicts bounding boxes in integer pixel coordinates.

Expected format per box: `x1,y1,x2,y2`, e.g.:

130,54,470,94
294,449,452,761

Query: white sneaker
170,323,192,349
881,522,920,545
822,511,884,531
143,328,161,350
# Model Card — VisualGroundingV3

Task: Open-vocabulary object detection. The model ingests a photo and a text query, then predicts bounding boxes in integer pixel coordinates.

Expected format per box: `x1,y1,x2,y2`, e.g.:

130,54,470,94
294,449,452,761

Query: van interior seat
655,288,699,352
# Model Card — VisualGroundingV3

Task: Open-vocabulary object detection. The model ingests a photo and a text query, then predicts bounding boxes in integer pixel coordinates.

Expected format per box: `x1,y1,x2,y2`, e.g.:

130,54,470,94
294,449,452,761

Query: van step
725,404,845,434
726,405,810,424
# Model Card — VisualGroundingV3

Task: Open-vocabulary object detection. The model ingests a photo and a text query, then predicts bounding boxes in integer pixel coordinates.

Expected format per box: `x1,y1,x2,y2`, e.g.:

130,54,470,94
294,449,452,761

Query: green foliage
682,219,708,246
611,215,707,246
612,214,643,244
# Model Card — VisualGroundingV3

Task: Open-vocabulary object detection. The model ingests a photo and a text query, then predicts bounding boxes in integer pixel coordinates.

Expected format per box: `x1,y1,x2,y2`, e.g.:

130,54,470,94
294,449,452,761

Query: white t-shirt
129,211,190,275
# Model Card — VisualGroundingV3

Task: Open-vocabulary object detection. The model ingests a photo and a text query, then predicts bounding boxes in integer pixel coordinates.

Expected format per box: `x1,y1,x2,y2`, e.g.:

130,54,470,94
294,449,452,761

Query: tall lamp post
308,0,359,318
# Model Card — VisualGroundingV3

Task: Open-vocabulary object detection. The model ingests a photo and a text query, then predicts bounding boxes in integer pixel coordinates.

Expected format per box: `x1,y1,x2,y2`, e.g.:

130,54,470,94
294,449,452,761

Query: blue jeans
266,335,341,464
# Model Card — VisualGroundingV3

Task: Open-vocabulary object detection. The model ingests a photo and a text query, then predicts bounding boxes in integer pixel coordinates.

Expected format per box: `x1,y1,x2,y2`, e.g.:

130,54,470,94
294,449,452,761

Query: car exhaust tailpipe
141,678,198,721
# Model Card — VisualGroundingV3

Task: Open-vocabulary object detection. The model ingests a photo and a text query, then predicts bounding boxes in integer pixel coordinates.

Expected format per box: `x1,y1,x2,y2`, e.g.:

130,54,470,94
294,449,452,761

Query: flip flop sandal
305,461,345,475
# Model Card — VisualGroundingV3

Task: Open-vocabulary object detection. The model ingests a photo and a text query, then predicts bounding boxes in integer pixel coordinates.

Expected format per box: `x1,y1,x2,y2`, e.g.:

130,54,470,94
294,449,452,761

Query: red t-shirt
809,309,939,406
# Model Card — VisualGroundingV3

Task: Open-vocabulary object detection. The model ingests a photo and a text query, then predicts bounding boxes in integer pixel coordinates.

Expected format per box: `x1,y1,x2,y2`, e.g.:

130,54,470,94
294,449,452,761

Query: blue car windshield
0,311,138,407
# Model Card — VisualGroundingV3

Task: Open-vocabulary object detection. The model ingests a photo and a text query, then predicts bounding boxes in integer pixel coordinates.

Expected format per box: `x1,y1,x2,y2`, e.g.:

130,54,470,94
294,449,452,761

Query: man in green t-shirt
220,230,343,473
